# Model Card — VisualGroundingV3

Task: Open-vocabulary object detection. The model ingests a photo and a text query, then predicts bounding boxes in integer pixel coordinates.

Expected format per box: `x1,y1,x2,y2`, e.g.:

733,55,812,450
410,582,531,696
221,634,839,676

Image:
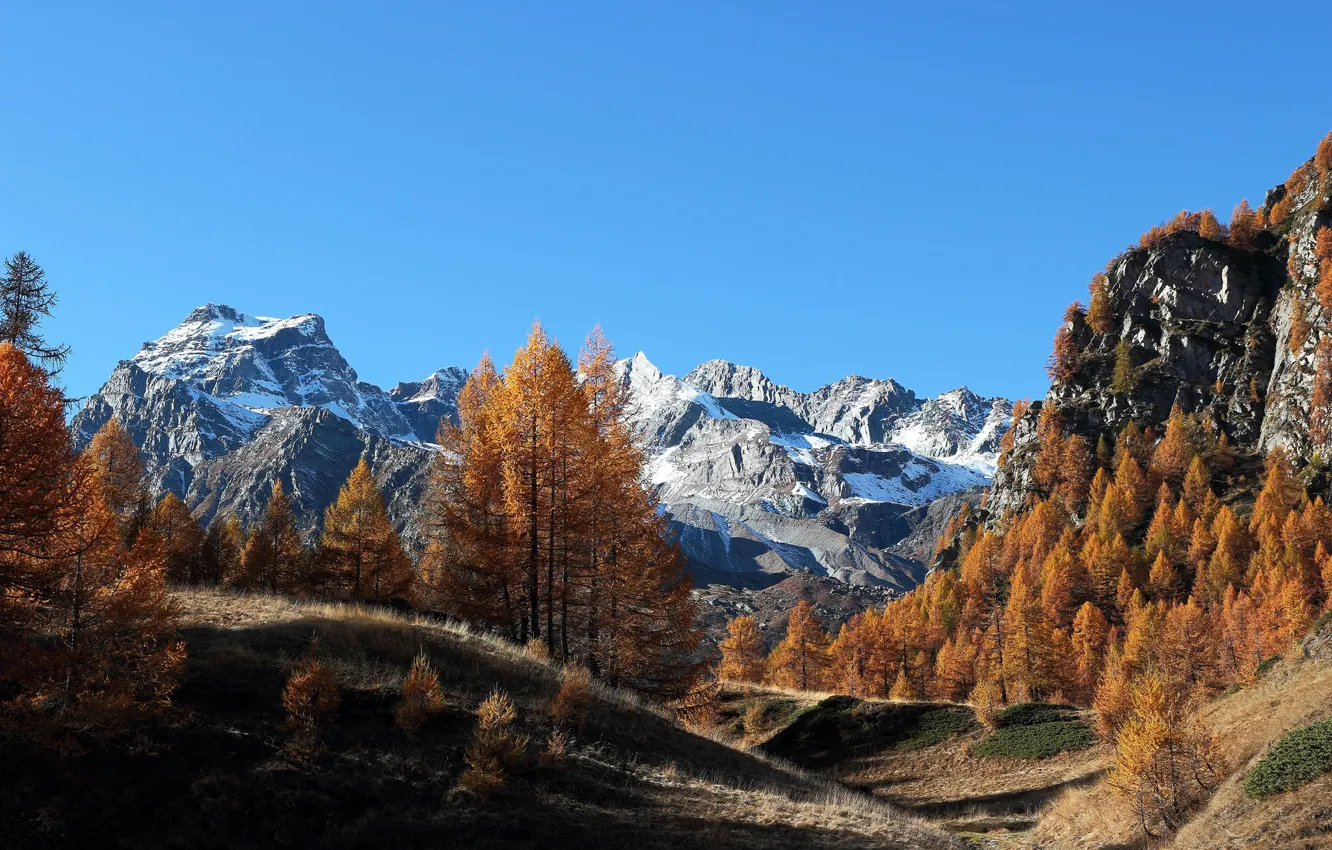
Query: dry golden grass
1166,648,1332,850
164,587,963,850
1032,637,1332,850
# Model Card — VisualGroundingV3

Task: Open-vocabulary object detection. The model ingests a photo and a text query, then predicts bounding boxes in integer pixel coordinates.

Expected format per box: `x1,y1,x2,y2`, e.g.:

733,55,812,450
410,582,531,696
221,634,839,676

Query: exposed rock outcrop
988,152,1332,520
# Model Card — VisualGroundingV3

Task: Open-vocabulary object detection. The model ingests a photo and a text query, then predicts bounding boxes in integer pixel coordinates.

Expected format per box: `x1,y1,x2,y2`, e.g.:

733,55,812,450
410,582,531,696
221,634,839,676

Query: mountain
71,304,460,537
617,353,1010,588
984,153,1328,525
73,304,1010,590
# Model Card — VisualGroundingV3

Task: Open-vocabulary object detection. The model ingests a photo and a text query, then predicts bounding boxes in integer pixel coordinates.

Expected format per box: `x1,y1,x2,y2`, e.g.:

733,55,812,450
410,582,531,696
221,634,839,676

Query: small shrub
1244,719,1332,798
972,719,1097,759
540,728,569,769
1254,655,1282,679
550,665,592,730
282,653,341,756
458,688,527,795
522,638,549,661
743,702,768,736
395,652,445,734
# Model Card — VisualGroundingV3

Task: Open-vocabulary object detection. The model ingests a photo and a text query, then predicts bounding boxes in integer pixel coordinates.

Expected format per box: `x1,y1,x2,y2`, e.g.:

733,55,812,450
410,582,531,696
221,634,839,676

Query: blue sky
4,2,1330,404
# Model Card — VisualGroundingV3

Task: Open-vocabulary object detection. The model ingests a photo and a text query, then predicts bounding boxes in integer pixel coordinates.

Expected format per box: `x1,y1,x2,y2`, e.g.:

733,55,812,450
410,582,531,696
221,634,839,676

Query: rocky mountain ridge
73,304,1011,590
618,353,1010,587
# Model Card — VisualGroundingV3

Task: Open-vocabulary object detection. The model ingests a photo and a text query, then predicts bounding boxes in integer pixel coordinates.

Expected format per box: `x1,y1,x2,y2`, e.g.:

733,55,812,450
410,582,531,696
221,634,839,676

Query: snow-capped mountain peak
128,304,426,439
615,353,1012,586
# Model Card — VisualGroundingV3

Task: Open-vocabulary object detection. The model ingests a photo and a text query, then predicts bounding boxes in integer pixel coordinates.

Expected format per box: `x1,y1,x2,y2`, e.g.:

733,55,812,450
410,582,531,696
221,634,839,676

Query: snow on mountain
389,367,469,442
617,353,1011,587
72,306,1008,593
130,304,417,439
73,304,466,536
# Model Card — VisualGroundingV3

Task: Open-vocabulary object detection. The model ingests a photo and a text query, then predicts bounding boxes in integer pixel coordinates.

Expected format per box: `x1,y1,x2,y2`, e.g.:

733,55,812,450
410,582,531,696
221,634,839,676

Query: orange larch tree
719,614,767,683
766,600,830,691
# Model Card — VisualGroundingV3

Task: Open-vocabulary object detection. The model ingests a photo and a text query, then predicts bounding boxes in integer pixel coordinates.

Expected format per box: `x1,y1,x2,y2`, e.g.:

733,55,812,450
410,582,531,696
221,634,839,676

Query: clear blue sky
4,2,1330,404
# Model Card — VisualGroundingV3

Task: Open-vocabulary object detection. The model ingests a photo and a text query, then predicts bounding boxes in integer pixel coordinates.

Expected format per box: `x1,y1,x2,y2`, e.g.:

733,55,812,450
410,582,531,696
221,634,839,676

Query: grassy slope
721,687,1103,840
1031,621,1332,850
0,589,960,850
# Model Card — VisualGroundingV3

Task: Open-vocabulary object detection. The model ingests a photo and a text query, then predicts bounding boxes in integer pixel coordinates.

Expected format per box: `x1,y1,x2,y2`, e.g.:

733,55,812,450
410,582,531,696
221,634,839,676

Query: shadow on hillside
895,768,1106,818
3,609,940,850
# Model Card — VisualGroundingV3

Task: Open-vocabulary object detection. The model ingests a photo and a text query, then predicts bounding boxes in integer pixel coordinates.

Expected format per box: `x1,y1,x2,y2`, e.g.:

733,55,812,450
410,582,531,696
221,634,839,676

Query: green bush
1254,656,1282,678
896,707,976,751
995,702,1076,729
1244,719,1332,798
971,719,1096,760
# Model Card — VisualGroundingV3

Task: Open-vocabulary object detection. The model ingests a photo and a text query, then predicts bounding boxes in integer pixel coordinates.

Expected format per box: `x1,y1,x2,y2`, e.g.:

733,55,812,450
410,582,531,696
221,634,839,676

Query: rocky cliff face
989,153,1331,519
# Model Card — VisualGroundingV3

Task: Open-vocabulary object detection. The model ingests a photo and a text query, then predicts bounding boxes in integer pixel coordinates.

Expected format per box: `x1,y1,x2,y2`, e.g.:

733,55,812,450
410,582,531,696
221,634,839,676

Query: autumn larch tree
766,600,830,691
1197,209,1225,242
423,325,703,699
1316,227,1332,313
148,493,205,584
1109,669,1221,837
1087,273,1115,335
237,480,304,593
718,614,767,683
0,343,180,726
317,458,412,601
1227,200,1261,249
201,514,245,585
419,352,520,631
1111,339,1136,395
0,342,80,680
86,418,150,544
1312,338,1332,447
0,252,69,374
1047,303,1084,382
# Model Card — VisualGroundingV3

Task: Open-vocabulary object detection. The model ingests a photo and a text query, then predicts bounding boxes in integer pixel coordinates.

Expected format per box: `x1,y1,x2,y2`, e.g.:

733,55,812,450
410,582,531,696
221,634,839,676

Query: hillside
1030,616,1332,850
0,588,960,850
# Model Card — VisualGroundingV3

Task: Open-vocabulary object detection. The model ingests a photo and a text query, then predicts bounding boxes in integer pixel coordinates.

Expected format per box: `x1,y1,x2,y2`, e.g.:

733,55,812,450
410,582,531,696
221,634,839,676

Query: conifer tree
22,452,183,723
423,327,702,697
1071,602,1109,704
1109,669,1221,836
1056,435,1094,510
200,514,245,585
1087,273,1115,335
317,458,412,601
237,481,303,593
718,614,766,683
1111,339,1136,395
148,493,205,584
0,343,76,577
86,418,149,543
420,352,520,630
0,343,80,673
1150,406,1197,489
1312,338,1332,446
0,252,69,373
1197,209,1225,241
766,601,829,691
1047,303,1083,382
1227,200,1260,249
